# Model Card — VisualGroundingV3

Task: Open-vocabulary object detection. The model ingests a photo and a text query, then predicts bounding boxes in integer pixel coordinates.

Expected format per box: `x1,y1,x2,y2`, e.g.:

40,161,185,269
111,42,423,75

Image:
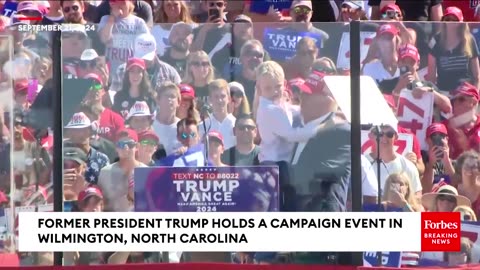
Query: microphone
200,103,213,118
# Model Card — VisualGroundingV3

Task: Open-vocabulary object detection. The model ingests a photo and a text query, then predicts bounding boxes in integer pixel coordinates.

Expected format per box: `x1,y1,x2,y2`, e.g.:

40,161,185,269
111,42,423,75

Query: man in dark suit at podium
289,70,352,264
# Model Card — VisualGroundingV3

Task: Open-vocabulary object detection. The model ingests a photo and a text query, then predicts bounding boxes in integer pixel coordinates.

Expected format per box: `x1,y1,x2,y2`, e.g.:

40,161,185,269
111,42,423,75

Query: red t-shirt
442,116,480,159
97,108,125,142
443,0,477,21
397,126,422,160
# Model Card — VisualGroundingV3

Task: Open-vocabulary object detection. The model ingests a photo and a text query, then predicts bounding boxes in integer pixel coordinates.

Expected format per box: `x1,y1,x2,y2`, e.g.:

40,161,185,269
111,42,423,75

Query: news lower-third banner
16,212,464,252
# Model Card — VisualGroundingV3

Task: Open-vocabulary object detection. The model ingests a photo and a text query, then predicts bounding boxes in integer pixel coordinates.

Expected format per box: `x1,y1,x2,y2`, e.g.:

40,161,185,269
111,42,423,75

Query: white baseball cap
342,0,363,10
134,33,157,61
80,49,99,61
291,0,312,9
65,112,92,129
127,101,153,120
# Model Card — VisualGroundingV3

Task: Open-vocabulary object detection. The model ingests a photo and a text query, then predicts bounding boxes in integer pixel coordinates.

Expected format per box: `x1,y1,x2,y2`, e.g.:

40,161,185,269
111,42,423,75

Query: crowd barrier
0,263,477,270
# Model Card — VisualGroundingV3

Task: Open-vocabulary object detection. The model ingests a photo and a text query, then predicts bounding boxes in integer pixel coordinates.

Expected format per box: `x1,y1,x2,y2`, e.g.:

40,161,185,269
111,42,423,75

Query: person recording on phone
421,123,455,192
392,44,451,114
442,82,480,160
191,0,230,56
63,147,89,201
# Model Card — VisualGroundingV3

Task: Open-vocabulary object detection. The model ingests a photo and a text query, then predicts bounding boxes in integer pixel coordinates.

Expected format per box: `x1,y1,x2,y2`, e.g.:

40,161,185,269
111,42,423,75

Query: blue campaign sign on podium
134,166,280,212
363,251,401,267
362,203,402,267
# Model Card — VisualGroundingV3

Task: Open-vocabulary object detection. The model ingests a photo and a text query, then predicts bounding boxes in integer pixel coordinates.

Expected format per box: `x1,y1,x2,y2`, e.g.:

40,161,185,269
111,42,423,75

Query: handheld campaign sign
263,28,322,61
249,0,292,14
324,76,398,128
336,32,376,70
396,90,434,150
1,2,17,17
155,144,207,167
134,166,280,212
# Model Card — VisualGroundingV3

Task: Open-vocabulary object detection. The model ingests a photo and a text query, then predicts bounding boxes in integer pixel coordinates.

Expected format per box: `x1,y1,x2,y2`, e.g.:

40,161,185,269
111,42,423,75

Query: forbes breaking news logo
421,212,461,252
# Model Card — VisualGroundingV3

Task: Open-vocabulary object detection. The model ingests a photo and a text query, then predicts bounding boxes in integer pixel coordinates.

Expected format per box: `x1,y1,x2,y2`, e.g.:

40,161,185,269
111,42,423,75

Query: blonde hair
183,51,215,85
156,81,181,99
295,36,317,51
208,79,230,97
253,61,285,118
439,23,474,58
154,0,194,24
383,173,421,212
454,205,477,221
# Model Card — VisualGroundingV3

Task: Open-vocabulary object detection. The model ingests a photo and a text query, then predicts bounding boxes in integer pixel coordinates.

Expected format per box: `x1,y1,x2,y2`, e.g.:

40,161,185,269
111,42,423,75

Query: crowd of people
0,0,480,267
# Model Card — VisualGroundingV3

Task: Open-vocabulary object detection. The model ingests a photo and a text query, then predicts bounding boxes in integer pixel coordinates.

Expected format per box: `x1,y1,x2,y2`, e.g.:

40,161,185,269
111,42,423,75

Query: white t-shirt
98,14,149,79
365,153,422,195
152,117,181,155
361,154,378,197
363,60,400,85
198,114,236,150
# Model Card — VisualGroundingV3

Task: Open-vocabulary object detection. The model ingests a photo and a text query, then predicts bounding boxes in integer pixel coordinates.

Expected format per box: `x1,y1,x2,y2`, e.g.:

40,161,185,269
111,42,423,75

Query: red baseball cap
376,23,399,37
116,128,138,143
297,71,326,95
398,44,420,63
426,123,448,138
453,82,480,101
208,130,224,145
78,186,103,202
179,84,195,98
138,130,159,144
14,79,28,94
126,57,146,71
381,4,401,14
443,6,464,22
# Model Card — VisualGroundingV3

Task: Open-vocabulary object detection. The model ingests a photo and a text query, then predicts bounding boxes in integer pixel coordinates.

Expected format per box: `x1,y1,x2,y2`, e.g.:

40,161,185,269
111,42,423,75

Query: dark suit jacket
288,115,351,212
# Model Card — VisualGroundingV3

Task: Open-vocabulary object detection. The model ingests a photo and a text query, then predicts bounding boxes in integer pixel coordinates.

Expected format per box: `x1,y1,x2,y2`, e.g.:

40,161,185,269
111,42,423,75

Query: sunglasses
236,125,256,131
314,66,336,75
140,139,157,146
181,132,196,139
63,5,79,13
80,60,97,69
190,61,210,67
442,16,459,22
437,194,457,203
89,83,103,91
382,10,401,19
372,129,396,138
116,140,137,149
430,133,446,140
293,6,311,15
209,2,224,8
246,51,264,59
